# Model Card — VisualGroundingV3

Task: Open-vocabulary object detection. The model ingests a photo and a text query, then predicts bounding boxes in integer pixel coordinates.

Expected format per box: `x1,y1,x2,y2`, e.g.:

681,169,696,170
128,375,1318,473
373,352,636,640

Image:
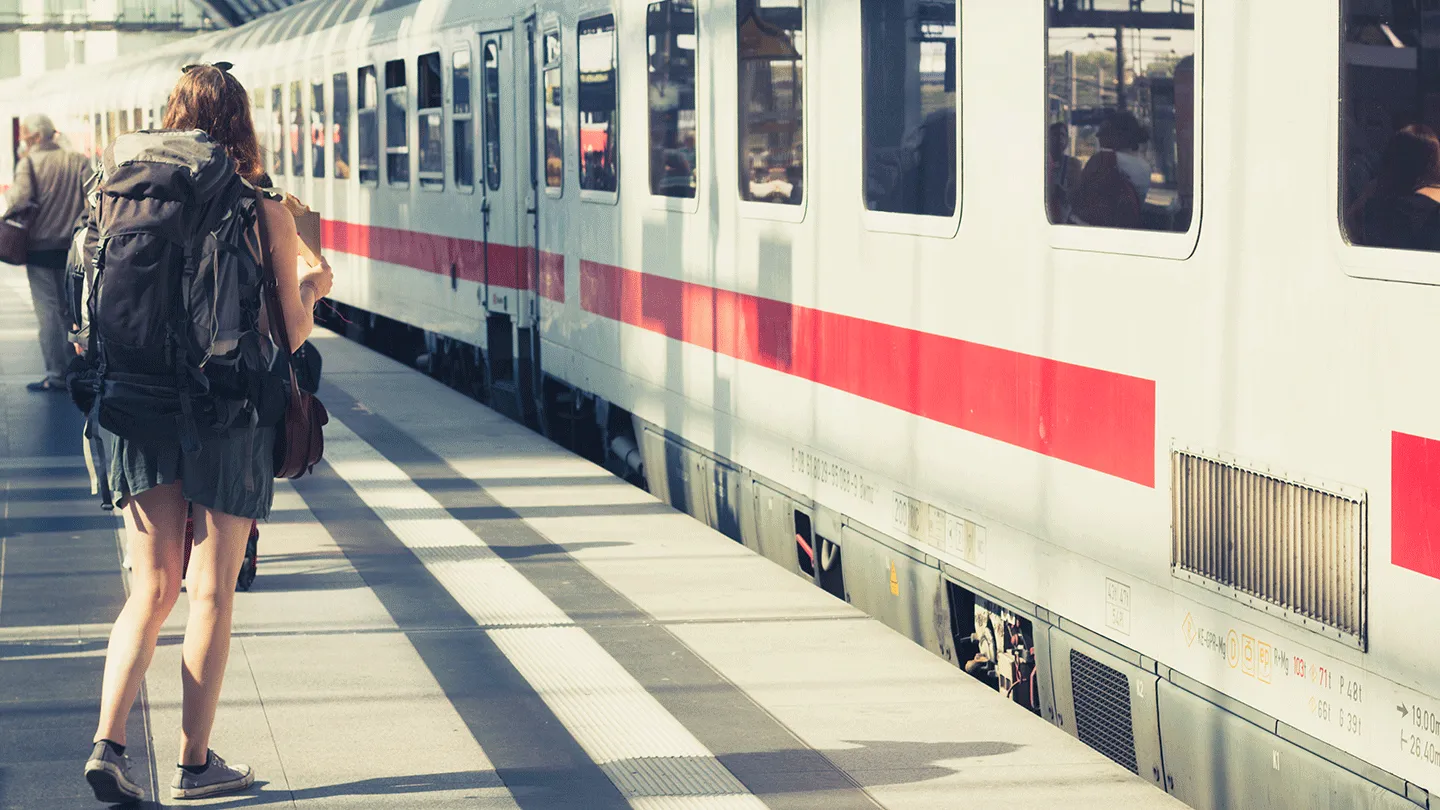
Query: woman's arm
261,198,319,352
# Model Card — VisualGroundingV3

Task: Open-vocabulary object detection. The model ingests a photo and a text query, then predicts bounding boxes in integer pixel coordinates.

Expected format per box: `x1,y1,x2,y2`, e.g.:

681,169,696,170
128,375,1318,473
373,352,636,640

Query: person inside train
1346,124,1440,251
1069,110,1151,229
1096,110,1152,204
1047,121,1082,224
82,63,334,804
867,107,958,217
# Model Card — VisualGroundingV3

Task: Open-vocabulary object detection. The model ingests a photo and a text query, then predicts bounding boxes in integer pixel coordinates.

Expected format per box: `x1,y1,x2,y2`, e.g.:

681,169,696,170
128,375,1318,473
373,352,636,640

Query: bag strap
256,188,303,401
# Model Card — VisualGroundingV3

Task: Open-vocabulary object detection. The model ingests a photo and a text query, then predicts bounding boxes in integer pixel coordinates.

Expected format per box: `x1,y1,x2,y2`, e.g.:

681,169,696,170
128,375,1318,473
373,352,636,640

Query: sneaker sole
84,761,143,804
170,769,254,800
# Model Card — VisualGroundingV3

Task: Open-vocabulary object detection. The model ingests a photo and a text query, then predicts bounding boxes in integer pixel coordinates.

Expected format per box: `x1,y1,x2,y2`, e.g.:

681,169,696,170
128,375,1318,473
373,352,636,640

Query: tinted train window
418,52,444,190
483,40,503,192
119,109,129,134
862,0,957,217
648,0,698,198
1045,0,1195,232
133,108,143,131
738,0,804,205
358,66,378,184
385,59,409,186
289,80,305,177
1342,1,1440,251
334,72,352,180
453,48,475,190
579,14,618,193
311,81,326,179
271,86,284,176
544,30,564,191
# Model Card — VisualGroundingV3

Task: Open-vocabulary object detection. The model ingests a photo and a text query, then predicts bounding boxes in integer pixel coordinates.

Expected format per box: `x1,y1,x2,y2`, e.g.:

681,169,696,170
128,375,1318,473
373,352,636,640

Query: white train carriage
3,1,1438,807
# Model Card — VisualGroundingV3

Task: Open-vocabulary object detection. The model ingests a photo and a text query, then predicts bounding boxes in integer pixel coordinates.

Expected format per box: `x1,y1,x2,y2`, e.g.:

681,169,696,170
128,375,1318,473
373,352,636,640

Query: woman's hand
298,254,333,302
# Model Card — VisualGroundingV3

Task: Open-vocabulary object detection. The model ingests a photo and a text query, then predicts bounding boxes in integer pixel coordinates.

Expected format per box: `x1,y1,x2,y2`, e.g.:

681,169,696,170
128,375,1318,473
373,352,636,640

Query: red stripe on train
1393,431,1440,580
581,261,1156,487
321,219,565,303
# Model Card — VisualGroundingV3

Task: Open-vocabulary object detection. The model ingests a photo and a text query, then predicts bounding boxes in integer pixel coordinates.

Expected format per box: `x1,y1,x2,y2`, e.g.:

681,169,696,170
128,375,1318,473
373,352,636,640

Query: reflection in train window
647,0,698,199
862,0,957,218
579,14,618,193
483,40,503,192
418,52,444,190
290,80,305,177
358,66,379,185
311,80,326,179
270,86,284,177
453,48,475,191
1045,0,1195,232
334,72,352,180
1341,1,1440,251
544,30,564,191
385,59,409,186
738,0,804,205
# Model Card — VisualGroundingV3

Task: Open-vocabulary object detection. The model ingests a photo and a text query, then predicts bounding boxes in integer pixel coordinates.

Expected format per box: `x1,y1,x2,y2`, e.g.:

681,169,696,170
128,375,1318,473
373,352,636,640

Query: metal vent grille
1171,450,1367,645
1069,649,1137,773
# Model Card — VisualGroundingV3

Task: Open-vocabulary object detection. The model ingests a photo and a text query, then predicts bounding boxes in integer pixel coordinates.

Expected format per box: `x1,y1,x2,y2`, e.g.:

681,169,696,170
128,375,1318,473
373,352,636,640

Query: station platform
0,264,1187,810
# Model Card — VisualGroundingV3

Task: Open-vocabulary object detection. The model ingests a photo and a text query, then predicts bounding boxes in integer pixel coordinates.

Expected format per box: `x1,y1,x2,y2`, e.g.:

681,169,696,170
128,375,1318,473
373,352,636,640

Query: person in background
1347,124,1440,251
1096,110,1152,204
5,113,90,392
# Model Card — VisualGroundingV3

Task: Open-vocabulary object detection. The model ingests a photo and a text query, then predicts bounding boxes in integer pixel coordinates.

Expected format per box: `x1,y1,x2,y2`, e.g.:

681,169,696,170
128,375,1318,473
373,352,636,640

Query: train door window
648,0,699,202
1045,0,1197,236
289,80,305,177
311,80,326,179
271,85,285,177
452,48,475,192
737,0,804,207
483,40,503,192
385,59,410,186
543,28,564,194
358,65,379,185
578,14,618,197
417,51,444,190
1340,0,1440,279
334,71,352,180
861,0,958,229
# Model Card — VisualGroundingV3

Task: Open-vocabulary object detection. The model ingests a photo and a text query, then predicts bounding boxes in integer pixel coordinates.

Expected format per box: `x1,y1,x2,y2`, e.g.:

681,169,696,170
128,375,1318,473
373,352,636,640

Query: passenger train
2,1,1437,807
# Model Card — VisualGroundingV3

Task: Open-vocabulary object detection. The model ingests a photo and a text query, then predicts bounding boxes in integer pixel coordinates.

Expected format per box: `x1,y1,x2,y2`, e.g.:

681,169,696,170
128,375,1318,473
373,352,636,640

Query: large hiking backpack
68,130,283,500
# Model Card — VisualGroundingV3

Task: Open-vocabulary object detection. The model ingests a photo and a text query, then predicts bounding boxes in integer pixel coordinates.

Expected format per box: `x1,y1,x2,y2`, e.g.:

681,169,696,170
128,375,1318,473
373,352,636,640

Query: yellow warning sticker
889,561,899,596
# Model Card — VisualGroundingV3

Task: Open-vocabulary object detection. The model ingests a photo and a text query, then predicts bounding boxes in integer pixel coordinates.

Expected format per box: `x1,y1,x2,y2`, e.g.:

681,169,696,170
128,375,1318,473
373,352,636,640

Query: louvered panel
1172,449,1367,648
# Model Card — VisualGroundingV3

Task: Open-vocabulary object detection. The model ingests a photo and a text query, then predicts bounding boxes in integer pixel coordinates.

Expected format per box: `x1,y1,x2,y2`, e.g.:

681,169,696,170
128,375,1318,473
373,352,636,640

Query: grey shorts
106,425,276,520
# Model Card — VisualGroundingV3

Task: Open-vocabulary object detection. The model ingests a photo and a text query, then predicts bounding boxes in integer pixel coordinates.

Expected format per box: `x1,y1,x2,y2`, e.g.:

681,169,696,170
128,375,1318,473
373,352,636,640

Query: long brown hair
162,64,265,184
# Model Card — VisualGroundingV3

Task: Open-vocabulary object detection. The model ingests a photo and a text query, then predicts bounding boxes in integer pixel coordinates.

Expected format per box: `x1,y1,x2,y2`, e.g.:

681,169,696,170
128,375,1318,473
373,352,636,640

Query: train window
271,85,285,177
1045,0,1196,233
483,40,503,192
311,80,326,179
385,59,409,186
93,114,102,162
334,71,352,180
452,48,475,191
647,0,698,200
737,0,804,206
861,0,957,219
1341,0,1440,253
579,15,618,195
119,109,129,135
289,80,305,177
543,29,564,193
358,67,379,185
133,108,143,131
418,51,444,191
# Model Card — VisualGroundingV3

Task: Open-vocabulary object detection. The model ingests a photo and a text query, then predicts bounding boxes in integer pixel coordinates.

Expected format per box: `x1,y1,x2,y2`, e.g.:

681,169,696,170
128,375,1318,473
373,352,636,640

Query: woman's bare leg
94,482,186,745
177,504,250,765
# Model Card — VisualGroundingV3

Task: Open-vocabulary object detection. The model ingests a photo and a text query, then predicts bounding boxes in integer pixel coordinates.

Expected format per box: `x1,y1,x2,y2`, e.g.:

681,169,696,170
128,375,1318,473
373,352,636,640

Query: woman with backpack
82,62,333,804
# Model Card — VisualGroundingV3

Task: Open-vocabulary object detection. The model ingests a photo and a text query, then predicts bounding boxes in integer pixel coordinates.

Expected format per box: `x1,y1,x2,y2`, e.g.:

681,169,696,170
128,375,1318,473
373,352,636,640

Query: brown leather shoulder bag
256,187,328,479
0,157,37,266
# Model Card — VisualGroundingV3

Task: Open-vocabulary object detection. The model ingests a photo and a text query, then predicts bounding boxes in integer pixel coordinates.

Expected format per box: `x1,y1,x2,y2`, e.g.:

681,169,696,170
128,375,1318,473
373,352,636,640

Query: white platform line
323,418,766,808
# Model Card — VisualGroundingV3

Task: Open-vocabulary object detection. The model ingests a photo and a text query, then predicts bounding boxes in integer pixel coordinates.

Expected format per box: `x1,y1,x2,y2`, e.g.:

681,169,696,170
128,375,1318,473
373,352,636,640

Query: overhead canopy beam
1048,10,1193,29
0,19,213,32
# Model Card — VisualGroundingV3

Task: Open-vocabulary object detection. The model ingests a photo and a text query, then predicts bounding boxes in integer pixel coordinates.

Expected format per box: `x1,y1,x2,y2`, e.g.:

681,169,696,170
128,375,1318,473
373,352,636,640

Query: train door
477,26,533,421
